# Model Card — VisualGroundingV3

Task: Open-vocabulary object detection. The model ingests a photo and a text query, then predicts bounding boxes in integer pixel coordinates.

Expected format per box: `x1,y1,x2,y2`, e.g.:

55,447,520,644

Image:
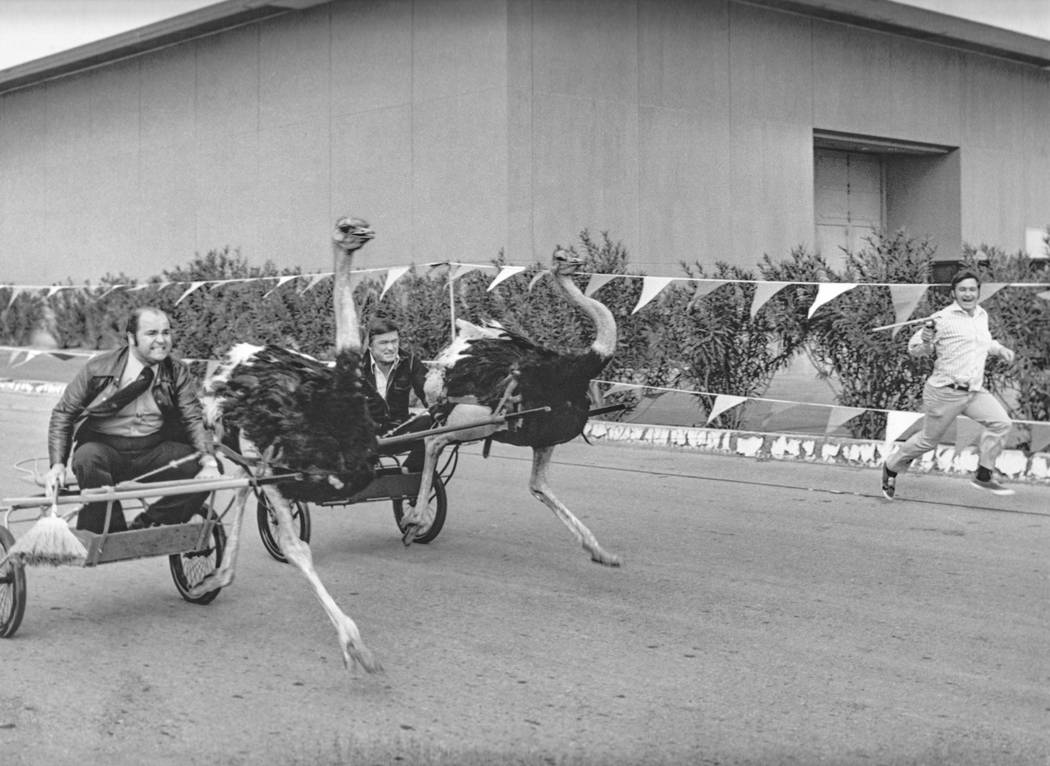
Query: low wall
584,421,1050,484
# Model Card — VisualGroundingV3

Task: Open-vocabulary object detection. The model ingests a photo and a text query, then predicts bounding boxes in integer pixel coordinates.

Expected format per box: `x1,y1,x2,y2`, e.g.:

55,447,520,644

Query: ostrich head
551,246,584,276
333,216,375,253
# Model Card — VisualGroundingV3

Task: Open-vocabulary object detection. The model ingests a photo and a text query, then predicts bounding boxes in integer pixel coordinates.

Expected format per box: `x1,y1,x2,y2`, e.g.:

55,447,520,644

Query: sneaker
970,477,1015,496
881,465,896,500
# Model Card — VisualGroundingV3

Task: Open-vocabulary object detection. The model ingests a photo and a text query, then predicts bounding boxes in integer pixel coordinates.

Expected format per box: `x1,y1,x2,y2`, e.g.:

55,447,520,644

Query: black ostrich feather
445,330,611,448
216,346,377,502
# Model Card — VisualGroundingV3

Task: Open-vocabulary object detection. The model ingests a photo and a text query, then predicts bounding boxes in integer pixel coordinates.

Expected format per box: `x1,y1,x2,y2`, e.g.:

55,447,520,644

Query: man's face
953,278,980,312
369,330,400,365
128,311,173,365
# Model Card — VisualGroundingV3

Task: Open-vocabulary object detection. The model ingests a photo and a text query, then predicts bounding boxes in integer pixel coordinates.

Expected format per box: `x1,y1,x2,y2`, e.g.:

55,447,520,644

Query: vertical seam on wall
726,0,733,267
410,0,416,264
529,0,535,260
328,2,333,222
193,37,199,254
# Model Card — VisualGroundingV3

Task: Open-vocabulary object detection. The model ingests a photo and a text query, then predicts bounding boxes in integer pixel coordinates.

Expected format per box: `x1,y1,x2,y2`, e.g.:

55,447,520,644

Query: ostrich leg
187,476,252,594
260,482,382,673
528,445,621,567
400,403,500,545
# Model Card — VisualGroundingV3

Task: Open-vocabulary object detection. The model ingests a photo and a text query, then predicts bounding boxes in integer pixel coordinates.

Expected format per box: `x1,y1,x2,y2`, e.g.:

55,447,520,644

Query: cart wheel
255,491,311,564
0,527,27,638
392,471,447,544
169,510,227,605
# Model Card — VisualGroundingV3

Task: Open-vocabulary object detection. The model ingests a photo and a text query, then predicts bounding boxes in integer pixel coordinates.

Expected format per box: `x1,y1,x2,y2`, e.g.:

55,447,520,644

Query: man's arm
410,355,428,407
45,367,95,495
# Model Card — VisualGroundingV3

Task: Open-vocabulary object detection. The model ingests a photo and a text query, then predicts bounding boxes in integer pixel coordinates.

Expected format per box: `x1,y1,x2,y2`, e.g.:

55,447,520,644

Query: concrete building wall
1,0,1048,284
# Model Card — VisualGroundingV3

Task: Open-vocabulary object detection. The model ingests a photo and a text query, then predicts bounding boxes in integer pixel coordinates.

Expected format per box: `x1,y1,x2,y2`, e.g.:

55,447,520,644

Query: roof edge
738,0,1050,68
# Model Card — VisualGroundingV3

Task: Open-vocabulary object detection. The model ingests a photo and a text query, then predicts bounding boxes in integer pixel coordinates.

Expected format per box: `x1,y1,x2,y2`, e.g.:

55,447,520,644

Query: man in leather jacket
45,307,220,533
360,318,430,471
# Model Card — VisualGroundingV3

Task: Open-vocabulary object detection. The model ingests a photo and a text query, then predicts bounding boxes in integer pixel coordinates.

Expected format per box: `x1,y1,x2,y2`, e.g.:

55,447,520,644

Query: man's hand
44,463,66,498
921,320,937,344
999,346,1016,365
195,455,221,480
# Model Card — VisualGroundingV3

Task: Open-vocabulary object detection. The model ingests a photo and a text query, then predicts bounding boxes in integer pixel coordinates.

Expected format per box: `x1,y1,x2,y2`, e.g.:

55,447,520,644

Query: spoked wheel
255,490,311,564
169,509,227,605
392,471,447,544
0,527,27,638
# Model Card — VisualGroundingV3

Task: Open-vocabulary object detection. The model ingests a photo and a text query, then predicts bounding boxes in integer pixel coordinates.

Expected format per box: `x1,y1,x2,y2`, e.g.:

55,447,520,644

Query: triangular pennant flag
49,351,80,361
887,284,929,338
487,265,526,292
299,273,330,294
824,405,866,435
96,284,125,299
12,350,42,367
7,349,26,366
807,283,856,318
884,410,924,446
380,266,411,299
154,281,174,293
584,274,619,297
602,382,637,396
1029,423,1050,454
686,280,727,310
632,277,675,314
45,285,69,298
127,284,150,292
749,282,791,319
450,263,482,281
204,360,222,379
978,282,1008,303
263,275,300,298
1038,290,1050,301
759,400,799,429
706,394,748,424
5,286,26,309
528,270,550,291
175,281,207,305
954,416,983,451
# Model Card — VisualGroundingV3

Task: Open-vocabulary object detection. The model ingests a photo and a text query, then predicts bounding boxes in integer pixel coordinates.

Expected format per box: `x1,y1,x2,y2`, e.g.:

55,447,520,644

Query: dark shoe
970,477,1015,496
881,465,896,500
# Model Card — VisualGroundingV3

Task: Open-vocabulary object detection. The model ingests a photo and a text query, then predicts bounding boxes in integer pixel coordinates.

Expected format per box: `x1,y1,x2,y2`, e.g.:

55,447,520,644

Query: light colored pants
884,383,1012,474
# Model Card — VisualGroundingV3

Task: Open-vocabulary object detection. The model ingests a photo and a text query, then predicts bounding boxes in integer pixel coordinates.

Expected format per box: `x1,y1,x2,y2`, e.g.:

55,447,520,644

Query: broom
2,492,87,567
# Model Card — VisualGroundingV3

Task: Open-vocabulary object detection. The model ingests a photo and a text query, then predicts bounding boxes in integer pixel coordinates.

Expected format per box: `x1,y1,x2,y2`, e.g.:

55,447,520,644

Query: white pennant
1039,290,1050,301
450,264,482,281
749,282,791,319
584,274,619,297
887,284,928,337
299,273,330,294
706,394,748,424
884,410,924,448
807,283,856,318
380,266,411,299
175,281,207,305
45,285,69,298
632,277,675,314
487,265,526,292
824,405,865,435
263,275,300,298
4,286,26,309
978,282,1008,303
686,280,727,310
12,350,42,366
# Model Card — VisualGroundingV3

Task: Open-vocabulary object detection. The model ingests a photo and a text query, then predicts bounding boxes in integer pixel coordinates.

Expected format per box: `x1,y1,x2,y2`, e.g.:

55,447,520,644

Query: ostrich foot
186,569,232,598
588,546,623,568
399,502,435,546
335,615,383,673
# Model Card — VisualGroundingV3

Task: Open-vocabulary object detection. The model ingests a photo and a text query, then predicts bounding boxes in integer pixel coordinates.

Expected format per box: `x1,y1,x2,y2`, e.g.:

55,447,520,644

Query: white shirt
907,302,1003,391
371,357,391,401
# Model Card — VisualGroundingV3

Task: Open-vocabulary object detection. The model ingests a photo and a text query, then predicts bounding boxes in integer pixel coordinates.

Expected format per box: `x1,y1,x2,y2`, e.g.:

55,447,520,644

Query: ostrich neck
554,273,616,358
333,249,361,353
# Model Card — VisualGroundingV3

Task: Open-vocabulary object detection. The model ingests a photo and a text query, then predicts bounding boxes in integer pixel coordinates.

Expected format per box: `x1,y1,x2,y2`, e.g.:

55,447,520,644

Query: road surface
0,389,1048,765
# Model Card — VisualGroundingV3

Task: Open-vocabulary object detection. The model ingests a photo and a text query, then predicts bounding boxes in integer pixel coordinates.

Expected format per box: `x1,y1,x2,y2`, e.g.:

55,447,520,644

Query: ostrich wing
216,345,377,499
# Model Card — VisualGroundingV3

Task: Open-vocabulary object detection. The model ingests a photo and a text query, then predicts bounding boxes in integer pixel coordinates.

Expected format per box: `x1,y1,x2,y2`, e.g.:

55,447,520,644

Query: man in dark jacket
360,318,430,471
45,307,220,532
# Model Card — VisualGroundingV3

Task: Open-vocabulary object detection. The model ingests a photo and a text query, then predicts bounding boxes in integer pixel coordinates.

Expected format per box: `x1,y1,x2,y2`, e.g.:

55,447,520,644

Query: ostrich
400,247,621,566
193,216,382,673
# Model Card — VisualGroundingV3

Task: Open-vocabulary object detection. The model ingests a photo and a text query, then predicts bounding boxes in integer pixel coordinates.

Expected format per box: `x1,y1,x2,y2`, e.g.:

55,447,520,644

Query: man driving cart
45,306,221,533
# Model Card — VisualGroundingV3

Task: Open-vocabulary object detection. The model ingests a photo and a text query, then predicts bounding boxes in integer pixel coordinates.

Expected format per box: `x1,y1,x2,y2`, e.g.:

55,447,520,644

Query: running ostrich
193,216,382,673
400,247,621,566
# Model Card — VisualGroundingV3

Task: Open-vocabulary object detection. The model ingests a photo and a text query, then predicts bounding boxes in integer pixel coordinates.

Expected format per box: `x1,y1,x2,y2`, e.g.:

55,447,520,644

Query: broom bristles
4,504,87,567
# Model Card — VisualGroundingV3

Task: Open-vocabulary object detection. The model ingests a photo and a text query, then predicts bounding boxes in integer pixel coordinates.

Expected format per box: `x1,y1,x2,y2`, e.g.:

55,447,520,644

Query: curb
4,377,1047,485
